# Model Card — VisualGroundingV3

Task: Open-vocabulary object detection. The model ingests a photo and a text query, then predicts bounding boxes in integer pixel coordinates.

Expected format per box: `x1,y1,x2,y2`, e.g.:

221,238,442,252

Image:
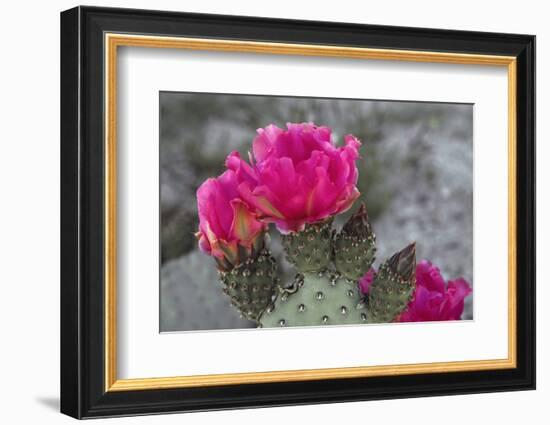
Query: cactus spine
215,203,416,328
257,203,414,327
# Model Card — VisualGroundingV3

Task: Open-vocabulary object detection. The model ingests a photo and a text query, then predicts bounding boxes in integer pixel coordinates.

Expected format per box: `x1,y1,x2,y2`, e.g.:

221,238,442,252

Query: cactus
258,209,415,328
208,201,416,328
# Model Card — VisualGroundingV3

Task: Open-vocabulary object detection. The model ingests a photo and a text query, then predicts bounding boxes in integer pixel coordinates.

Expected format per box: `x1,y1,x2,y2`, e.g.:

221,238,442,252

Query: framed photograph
60,6,535,419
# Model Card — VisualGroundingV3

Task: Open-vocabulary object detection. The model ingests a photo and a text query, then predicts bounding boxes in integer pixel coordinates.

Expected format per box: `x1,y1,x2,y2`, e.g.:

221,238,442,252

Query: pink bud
196,169,266,266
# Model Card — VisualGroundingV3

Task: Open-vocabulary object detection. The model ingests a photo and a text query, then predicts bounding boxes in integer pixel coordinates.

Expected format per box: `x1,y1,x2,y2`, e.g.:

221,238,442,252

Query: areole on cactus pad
195,122,472,327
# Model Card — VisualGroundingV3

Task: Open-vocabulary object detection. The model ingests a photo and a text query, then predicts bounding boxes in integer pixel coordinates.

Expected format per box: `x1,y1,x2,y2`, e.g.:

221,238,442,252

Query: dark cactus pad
281,219,334,272
334,204,376,281
218,250,278,323
368,242,416,323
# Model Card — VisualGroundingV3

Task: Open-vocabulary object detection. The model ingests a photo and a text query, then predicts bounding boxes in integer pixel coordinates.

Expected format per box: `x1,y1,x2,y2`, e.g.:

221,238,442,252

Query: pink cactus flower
195,169,266,266
226,123,361,233
398,260,472,322
358,268,376,295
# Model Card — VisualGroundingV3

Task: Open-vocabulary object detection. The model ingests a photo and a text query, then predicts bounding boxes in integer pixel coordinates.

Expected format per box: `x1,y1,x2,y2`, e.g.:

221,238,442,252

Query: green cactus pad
281,219,334,273
218,250,278,323
334,204,376,281
367,243,416,323
260,270,367,328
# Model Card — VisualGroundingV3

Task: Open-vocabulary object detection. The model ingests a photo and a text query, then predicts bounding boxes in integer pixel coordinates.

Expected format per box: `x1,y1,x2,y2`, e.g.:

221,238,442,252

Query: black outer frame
60,5,536,419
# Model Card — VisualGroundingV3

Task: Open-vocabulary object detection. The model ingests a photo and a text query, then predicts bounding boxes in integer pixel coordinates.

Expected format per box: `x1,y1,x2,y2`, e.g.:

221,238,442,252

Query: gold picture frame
104,33,517,392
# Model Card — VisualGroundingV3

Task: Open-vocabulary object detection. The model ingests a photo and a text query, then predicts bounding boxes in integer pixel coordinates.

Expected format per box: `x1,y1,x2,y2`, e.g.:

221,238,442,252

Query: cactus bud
387,242,416,282
281,219,333,272
368,242,416,323
218,250,278,323
334,203,376,281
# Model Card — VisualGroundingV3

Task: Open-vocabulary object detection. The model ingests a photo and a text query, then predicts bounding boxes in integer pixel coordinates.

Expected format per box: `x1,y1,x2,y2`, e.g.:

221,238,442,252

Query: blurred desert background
159,92,473,332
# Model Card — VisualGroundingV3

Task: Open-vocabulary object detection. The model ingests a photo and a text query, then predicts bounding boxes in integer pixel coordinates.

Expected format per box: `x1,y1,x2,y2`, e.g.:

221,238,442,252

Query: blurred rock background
160,92,473,332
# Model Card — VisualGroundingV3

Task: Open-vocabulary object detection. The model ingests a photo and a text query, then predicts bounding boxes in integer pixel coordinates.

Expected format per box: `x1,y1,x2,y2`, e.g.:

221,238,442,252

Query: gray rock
160,250,255,332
